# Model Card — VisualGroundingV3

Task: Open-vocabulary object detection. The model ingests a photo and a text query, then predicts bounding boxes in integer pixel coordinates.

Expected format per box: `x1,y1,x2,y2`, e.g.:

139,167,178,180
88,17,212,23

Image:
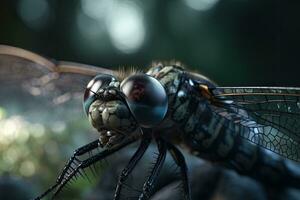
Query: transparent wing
211,87,300,162
0,45,118,191
0,45,115,123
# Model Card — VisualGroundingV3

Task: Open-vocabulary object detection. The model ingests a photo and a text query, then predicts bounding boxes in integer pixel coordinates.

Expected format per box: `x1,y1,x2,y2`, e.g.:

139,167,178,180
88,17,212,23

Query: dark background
1,0,299,86
0,0,300,199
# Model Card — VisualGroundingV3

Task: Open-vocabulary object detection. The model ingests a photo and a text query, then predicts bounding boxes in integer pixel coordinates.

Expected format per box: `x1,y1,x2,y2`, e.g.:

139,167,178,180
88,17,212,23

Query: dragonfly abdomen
178,97,300,188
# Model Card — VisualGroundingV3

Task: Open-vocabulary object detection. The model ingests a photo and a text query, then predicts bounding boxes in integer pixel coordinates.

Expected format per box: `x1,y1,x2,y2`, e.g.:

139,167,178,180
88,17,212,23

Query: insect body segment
154,66,300,188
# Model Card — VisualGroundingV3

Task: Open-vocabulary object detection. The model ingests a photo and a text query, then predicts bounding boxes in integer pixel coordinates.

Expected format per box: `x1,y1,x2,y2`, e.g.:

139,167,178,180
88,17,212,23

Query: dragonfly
0,45,299,200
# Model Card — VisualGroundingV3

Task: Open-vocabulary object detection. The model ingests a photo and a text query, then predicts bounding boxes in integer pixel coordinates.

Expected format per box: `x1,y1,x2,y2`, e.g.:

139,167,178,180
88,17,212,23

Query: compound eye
120,74,168,128
83,74,116,114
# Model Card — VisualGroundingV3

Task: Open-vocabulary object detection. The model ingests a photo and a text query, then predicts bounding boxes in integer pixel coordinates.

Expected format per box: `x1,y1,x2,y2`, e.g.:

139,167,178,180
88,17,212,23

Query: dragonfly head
83,73,168,146
83,74,139,146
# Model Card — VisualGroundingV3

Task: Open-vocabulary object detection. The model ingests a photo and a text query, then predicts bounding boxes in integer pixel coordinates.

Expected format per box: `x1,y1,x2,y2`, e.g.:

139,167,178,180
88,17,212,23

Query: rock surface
84,144,300,200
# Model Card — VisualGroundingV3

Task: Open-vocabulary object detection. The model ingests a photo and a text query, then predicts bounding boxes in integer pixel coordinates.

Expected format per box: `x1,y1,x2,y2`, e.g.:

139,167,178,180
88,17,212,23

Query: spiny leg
167,142,191,200
35,139,100,200
58,140,101,181
35,138,136,200
138,138,167,200
114,135,152,200
52,137,136,198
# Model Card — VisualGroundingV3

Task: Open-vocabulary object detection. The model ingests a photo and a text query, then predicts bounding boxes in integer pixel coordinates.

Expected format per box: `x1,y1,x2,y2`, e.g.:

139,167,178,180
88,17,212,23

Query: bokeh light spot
0,107,6,120
51,121,66,134
17,0,51,30
76,12,106,39
183,0,219,11
44,140,59,155
78,0,145,54
106,2,145,53
29,123,45,138
4,148,19,165
19,161,35,177
17,129,30,143
80,0,114,21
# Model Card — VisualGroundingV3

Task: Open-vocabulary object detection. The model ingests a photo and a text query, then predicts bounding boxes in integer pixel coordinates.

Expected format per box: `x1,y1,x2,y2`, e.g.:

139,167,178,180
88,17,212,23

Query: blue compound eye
120,74,168,128
83,74,116,115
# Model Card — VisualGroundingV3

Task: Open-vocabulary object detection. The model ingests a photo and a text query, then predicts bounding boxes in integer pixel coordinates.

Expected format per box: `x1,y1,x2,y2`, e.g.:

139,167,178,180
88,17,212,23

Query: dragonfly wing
0,45,115,101
210,87,300,162
0,45,115,123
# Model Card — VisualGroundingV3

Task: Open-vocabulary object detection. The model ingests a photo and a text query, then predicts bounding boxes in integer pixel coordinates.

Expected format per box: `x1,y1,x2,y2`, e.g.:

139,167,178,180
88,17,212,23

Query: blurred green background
0,0,299,199
1,0,300,86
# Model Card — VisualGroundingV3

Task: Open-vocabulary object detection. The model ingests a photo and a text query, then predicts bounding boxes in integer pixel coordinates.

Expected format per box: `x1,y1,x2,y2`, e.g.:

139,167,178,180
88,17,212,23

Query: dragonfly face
83,73,168,146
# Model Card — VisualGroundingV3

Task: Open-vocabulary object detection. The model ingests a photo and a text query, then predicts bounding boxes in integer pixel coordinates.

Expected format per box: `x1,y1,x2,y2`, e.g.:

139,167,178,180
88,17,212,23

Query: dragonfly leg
138,138,167,200
114,135,152,200
167,142,191,200
34,139,100,200
35,138,136,199
57,140,101,181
